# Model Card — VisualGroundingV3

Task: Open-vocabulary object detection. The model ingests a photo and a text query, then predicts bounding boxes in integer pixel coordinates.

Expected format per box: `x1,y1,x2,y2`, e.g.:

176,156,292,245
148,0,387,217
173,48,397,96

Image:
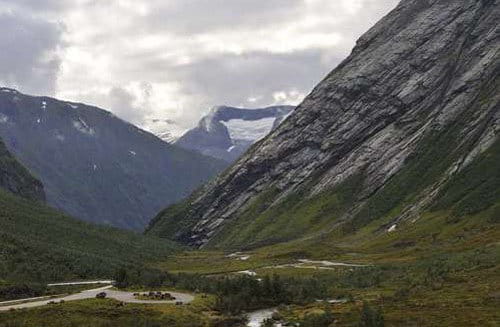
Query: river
247,308,279,327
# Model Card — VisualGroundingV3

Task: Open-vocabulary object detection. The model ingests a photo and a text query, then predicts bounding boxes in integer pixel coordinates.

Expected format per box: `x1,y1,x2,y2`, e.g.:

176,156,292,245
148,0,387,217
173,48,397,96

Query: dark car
96,292,107,299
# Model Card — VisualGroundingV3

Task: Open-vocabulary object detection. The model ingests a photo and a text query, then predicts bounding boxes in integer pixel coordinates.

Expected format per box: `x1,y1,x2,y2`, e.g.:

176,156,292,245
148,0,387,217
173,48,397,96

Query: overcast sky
0,0,399,136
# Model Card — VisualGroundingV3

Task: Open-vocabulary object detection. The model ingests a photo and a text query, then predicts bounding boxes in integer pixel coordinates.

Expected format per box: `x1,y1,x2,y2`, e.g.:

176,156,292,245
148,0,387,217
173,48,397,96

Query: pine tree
114,267,129,288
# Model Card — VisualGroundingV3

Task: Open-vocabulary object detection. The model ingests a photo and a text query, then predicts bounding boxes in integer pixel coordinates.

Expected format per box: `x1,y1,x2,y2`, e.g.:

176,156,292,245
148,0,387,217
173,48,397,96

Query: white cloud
272,90,306,106
0,0,399,134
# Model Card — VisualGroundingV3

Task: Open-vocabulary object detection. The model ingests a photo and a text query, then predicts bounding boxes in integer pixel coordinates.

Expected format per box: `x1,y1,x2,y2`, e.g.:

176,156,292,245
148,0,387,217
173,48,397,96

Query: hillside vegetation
0,139,44,202
0,189,179,283
202,136,500,250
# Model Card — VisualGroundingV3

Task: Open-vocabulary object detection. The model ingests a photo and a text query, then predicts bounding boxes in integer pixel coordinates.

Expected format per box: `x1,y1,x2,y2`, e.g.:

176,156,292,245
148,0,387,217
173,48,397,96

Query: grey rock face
148,0,500,247
175,105,295,163
0,137,45,201
0,88,226,230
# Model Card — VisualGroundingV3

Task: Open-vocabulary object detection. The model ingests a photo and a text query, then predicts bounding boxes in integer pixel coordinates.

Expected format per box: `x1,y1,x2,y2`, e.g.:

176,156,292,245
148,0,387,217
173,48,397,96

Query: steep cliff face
0,138,44,202
148,0,500,248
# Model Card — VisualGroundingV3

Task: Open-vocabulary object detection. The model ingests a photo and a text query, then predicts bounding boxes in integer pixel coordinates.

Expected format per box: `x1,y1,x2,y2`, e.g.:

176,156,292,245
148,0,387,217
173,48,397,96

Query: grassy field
1,215,498,326
0,296,219,327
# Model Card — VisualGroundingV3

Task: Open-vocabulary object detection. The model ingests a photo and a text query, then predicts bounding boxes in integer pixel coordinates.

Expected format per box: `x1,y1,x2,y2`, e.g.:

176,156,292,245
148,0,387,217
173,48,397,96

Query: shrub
358,303,384,327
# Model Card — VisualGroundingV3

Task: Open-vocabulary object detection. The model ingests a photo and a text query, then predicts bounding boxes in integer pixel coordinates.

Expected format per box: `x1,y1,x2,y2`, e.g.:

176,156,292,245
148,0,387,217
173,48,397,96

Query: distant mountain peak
175,105,295,162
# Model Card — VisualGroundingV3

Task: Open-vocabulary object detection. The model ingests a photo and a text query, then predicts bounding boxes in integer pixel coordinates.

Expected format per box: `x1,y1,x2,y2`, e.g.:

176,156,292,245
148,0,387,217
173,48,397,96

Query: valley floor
152,208,500,326
1,247,498,326
1,206,499,326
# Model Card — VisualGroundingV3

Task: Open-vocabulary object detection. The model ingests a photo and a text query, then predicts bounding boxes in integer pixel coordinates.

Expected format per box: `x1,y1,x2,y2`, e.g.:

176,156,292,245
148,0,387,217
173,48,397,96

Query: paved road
47,280,115,287
0,286,194,312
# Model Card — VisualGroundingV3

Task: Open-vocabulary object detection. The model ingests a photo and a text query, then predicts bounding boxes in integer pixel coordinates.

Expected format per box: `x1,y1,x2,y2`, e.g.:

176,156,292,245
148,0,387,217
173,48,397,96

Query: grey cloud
172,49,342,111
0,0,68,11
107,87,143,124
0,0,400,131
0,12,63,95
111,48,339,127
102,43,356,128
141,0,303,34
76,87,147,126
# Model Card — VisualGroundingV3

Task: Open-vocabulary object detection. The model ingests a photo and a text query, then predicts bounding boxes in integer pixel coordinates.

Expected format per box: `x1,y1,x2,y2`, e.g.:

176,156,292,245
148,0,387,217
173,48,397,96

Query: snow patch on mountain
221,117,276,142
175,105,295,163
73,118,95,136
54,133,65,142
0,113,8,124
0,88,18,94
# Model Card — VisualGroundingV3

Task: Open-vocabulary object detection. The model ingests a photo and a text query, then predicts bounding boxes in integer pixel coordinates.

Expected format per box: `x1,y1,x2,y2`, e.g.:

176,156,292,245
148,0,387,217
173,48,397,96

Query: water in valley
246,308,279,327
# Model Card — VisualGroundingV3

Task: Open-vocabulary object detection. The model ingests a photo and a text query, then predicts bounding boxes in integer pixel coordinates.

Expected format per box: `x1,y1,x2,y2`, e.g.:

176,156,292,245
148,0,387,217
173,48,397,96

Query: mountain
0,138,178,282
0,182,179,283
0,88,226,230
147,0,500,249
175,105,295,162
0,138,44,202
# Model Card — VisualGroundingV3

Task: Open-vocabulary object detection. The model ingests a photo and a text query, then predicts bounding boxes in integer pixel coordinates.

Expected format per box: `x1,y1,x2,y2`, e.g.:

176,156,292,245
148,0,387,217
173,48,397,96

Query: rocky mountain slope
148,0,500,249
175,105,294,162
0,137,44,202
0,88,225,230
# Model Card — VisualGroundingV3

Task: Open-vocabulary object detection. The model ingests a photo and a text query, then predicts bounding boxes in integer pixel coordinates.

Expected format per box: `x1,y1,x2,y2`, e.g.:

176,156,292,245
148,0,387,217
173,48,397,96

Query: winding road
0,285,194,312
